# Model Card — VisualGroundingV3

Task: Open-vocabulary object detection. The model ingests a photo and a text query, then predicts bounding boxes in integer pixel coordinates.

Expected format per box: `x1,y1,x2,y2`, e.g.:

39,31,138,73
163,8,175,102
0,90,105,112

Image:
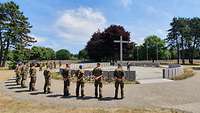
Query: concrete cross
114,36,129,63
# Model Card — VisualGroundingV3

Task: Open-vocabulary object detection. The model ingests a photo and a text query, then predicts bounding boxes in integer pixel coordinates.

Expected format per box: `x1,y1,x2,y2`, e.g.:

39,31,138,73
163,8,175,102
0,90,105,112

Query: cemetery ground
0,65,199,113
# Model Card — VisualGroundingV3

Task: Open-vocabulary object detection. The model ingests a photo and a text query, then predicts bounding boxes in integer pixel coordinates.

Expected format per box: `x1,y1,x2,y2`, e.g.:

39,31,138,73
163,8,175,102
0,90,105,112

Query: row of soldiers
15,62,125,99
61,63,125,99
15,63,37,91
39,61,61,71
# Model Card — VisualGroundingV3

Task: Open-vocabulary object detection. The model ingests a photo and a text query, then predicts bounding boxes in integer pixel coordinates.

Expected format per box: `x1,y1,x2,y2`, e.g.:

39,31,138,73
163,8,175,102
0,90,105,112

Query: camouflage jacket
76,69,84,82
92,67,103,81
43,70,51,80
29,67,37,77
114,68,124,80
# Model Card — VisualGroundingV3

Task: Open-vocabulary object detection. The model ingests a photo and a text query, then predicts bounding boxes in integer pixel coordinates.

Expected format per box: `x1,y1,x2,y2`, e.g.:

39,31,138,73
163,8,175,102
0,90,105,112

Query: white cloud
120,0,133,8
55,7,106,43
30,34,47,43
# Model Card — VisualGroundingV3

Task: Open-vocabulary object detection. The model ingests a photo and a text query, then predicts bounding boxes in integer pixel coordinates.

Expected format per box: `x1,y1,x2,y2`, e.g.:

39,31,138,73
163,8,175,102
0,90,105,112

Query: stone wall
69,69,136,81
163,67,183,79
118,61,160,67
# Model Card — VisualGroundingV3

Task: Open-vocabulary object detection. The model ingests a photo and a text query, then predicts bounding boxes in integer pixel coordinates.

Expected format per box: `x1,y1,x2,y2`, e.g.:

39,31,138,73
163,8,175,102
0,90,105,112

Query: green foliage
30,46,55,60
166,17,200,64
0,1,36,67
78,49,88,60
86,25,133,61
56,49,71,60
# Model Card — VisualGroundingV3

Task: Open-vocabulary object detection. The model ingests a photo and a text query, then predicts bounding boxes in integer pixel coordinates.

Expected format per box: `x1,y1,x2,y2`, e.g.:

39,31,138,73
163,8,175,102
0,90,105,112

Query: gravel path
0,68,200,113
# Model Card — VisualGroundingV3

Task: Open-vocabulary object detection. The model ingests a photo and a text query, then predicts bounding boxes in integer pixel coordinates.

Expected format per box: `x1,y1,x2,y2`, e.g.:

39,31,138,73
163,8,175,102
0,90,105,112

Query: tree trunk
176,39,180,64
0,32,3,66
2,38,10,67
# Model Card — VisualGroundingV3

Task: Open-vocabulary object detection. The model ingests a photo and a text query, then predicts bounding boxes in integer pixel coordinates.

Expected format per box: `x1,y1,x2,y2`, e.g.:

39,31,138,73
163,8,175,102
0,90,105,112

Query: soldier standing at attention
114,64,125,99
76,65,85,98
53,62,56,69
43,68,52,94
92,63,103,99
29,63,37,91
62,64,71,97
39,63,43,71
15,63,22,85
21,63,29,88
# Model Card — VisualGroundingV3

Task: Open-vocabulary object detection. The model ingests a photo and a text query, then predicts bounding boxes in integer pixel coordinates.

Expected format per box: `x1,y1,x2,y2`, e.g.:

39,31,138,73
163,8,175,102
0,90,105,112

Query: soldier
114,64,125,99
49,62,53,70
92,63,103,99
53,62,56,69
62,64,71,96
39,63,43,71
75,65,85,97
29,63,37,91
43,68,52,94
59,61,62,67
15,63,22,85
21,63,29,88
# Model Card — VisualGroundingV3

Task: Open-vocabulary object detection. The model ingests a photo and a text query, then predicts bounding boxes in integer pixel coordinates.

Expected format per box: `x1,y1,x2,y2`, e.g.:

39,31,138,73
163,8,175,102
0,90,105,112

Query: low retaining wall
118,61,160,67
70,70,136,81
70,63,110,69
163,67,183,79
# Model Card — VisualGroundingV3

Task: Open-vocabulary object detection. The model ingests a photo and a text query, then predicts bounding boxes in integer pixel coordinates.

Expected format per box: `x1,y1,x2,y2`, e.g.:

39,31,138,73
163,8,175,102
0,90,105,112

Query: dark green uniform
29,66,37,91
62,67,70,96
21,64,29,88
92,67,103,98
15,65,21,85
43,69,51,93
114,68,124,99
39,63,43,71
53,62,56,69
76,69,85,97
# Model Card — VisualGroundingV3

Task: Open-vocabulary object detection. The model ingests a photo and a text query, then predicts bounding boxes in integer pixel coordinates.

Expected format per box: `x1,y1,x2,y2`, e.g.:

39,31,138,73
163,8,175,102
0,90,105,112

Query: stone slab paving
0,68,200,113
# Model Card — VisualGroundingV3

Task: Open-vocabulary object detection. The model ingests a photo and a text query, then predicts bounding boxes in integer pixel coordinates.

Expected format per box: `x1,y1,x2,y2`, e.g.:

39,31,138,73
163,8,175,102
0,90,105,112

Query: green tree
143,35,166,62
0,1,36,66
86,25,133,61
56,49,71,60
78,49,88,60
30,46,55,60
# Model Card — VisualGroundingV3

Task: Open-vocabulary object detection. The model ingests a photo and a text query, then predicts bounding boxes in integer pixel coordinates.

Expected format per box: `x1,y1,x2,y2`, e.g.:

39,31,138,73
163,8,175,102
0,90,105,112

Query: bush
172,68,194,80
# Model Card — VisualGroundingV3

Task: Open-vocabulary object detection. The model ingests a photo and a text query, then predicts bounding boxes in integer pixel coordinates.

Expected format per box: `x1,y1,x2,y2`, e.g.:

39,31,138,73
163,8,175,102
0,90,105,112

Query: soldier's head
118,64,122,68
66,64,69,68
79,65,83,69
97,63,100,67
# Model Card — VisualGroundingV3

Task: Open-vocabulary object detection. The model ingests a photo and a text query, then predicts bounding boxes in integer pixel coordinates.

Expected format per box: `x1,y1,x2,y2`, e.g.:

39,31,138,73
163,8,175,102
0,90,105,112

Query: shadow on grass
98,97,116,101
60,95,76,99
15,89,30,93
76,96,96,100
5,84,17,86
7,86,22,89
29,91,44,95
4,81,16,84
46,94,63,98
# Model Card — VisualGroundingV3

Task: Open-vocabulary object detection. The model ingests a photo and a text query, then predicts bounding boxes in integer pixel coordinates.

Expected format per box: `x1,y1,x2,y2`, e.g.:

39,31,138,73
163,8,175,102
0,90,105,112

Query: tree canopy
86,25,134,61
56,49,71,60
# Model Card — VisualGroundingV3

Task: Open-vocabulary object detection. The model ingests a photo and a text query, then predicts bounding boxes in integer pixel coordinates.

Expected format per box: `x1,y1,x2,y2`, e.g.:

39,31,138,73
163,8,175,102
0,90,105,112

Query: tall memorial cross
114,36,129,62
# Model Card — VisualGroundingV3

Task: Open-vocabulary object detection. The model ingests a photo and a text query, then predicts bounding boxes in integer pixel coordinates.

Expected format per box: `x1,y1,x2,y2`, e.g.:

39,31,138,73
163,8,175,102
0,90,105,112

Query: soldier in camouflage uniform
53,62,56,69
39,63,43,71
21,63,29,88
75,65,85,97
114,64,125,99
49,62,53,70
62,64,71,96
15,63,22,85
92,63,103,99
29,63,37,91
43,69,52,94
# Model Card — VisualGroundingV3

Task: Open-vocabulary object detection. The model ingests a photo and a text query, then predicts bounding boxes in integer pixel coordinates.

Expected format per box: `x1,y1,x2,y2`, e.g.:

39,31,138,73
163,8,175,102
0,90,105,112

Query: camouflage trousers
94,80,103,98
44,79,51,93
76,81,84,97
16,74,21,85
114,80,124,98
63,80,70,96
29,77,36,91
21,74,27,88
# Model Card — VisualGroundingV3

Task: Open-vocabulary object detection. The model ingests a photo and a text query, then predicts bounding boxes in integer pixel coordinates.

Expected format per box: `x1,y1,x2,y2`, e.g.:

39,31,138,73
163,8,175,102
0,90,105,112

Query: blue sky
1,0,200,53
